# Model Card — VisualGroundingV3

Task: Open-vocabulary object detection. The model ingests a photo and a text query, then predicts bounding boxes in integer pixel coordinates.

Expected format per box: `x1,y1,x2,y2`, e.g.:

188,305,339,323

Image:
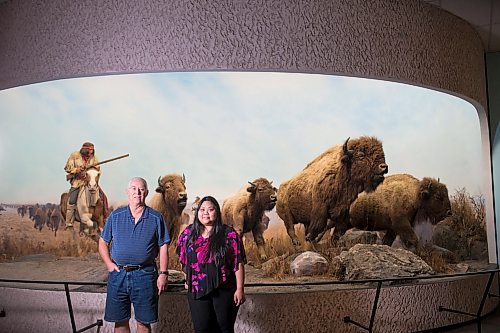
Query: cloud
0,72,484,205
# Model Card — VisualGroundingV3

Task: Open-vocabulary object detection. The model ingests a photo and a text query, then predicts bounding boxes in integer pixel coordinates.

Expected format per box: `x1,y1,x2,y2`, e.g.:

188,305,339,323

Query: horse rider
64,142,100,229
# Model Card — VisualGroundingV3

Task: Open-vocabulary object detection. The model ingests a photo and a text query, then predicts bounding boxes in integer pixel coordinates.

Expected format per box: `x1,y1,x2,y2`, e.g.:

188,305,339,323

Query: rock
449,263,469,273
432,223,468,260
337,229,379,249
429,245,458,263
469,240,488,260
290,251,329,276
337,244,434,280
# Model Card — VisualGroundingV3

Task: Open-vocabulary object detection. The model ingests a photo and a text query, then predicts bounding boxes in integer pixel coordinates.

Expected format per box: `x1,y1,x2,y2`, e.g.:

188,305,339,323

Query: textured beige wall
0,274,498,332
0,0,487,110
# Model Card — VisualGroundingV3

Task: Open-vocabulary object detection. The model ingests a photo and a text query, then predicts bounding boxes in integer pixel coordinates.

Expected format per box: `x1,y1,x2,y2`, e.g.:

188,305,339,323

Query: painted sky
0,72,484,207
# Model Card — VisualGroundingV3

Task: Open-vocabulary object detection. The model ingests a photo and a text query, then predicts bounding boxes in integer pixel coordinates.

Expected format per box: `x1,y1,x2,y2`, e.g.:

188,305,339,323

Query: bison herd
10,135,454,261
142,135,452,261
15,203,63,236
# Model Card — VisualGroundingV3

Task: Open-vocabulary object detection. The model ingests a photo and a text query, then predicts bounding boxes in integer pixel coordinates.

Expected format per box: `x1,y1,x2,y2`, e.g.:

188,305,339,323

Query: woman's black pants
187,287,239,333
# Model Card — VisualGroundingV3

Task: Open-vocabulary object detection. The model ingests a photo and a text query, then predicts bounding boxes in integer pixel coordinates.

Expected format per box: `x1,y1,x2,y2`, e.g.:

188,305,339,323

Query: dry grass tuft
246,224,347,279
416,245,449,273
448,188,486,242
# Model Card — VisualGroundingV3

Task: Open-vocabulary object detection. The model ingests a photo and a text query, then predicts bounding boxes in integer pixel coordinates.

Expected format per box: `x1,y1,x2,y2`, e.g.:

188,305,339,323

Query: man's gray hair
128,177,148,190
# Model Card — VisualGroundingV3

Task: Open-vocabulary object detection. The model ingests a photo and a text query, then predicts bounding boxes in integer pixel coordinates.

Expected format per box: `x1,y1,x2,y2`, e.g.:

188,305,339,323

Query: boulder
337,244,434,280
337,229,379,249
290,251,329,276
432,223,488,260
469,240,488,260
428,244,459,263
432,223,468,259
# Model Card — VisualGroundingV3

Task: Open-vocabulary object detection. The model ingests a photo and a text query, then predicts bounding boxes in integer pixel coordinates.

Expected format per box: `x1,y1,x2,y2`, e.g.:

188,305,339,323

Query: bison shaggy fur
148,173,188,247
222,177,277,260
349,173,452,251
276,136,388,247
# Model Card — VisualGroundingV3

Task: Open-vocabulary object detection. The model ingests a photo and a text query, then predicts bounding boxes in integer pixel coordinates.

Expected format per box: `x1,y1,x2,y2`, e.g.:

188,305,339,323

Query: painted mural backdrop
0,72,487,277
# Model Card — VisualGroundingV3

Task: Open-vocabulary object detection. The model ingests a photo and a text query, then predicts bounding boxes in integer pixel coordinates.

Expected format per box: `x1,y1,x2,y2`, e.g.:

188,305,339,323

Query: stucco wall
0,0,487,110
0,274,498,332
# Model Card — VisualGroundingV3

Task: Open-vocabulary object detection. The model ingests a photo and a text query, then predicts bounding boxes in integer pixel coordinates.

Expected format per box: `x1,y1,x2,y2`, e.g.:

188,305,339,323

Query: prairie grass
448,188,486,242
416,245,449,273
0,231,97,262
2,186,487,280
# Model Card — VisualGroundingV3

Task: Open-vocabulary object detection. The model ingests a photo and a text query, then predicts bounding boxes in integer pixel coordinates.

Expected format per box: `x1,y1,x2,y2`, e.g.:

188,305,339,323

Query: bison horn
342,137,350,152
342,137,354,162
182,173,186,183
247,181,257,194
158,176,162,187
343,137,354,155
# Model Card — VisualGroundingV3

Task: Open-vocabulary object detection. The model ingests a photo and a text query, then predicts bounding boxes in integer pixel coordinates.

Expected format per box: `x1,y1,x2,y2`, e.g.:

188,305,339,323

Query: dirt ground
0,208,105,290
0,208,321,293
0,207,491,294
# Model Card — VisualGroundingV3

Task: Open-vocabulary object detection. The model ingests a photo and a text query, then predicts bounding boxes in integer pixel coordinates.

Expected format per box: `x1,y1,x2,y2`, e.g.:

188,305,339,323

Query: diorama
0,71,489,287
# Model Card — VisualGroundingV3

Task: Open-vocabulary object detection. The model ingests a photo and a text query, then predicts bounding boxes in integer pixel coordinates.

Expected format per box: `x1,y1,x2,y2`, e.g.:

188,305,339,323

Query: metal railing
0,269,499,333
0,279,107,333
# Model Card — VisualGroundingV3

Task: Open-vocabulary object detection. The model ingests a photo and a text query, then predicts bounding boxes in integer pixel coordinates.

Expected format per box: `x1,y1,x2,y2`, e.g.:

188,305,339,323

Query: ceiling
422,0,500,52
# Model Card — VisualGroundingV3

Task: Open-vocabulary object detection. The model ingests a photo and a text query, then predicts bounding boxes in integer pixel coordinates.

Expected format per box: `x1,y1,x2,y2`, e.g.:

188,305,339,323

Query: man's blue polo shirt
101,205,170,266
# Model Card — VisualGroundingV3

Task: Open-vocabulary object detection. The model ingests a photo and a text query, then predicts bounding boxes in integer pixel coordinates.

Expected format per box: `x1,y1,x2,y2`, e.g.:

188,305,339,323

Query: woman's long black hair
186,196,227,265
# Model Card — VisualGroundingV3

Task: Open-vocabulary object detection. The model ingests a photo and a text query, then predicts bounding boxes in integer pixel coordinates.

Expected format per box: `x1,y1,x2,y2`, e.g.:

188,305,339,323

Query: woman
177,196,246,333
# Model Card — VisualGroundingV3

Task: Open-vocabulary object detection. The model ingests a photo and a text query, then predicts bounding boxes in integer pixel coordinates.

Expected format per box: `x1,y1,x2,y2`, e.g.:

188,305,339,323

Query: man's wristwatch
159,271,169,275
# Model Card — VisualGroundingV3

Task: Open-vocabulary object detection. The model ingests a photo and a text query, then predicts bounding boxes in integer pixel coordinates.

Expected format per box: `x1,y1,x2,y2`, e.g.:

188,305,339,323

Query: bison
17,205,26,218
28,205,37,220
148,173,188,248
276,136,388,247
33,207,48,231
349,173,452,251
222,178,277,260
48,205,62,237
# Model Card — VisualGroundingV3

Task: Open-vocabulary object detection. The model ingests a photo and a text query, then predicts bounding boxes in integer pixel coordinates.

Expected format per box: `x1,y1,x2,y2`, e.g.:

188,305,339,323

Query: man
99,177,170,333
64,142,99,228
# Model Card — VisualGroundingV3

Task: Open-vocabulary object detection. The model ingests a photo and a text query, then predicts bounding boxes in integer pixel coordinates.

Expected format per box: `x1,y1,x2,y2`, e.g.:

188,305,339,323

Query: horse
60,168,109,240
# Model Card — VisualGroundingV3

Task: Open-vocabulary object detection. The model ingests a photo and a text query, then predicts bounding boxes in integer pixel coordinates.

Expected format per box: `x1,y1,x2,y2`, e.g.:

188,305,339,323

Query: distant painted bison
349,173,452,251
33,207,48,231
17,206,26,217
148,173,188,247
222,178,277,260
277,136,388,246
48,205,62,237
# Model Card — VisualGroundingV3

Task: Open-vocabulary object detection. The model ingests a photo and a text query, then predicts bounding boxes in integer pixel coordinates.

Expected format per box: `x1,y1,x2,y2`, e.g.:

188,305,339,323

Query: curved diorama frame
0,0,497,332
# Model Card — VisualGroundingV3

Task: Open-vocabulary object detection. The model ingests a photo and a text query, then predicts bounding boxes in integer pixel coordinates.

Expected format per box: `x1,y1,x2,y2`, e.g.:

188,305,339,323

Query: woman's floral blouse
177,224,246,298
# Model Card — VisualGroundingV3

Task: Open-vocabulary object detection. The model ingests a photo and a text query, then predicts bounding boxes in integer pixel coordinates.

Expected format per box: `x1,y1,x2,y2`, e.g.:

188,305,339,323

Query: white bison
148,173,188,247
222,178,277,260
277,136,388,247
349,173,452,251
